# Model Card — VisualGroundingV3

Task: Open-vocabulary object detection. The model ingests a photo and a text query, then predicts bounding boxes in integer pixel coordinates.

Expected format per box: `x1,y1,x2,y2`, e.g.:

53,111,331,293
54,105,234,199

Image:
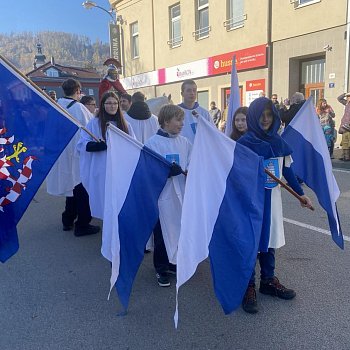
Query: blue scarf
178,102,199,110
238,97,292,159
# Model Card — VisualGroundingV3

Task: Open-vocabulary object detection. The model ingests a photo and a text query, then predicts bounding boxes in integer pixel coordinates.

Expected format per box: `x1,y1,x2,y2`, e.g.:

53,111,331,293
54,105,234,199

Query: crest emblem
0,127,37,212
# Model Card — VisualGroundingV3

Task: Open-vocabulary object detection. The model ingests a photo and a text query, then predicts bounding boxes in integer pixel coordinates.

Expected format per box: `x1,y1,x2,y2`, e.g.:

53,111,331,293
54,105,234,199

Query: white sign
121,71,158,90
245,90,263,106
164,58,208,83
329,73,335,79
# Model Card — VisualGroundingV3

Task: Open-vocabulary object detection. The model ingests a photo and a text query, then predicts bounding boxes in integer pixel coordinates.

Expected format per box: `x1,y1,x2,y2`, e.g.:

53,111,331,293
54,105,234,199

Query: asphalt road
0,168,349,350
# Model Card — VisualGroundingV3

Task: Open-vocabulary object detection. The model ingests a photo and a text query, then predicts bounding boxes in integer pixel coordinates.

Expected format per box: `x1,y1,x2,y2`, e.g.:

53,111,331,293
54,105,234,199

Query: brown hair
230,106,248,141
181,79,197,92
158,105,184,128
97,91,129,139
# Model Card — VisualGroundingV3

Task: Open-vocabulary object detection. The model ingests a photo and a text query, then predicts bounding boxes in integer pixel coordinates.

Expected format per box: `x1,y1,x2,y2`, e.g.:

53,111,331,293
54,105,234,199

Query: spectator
48,90,57,101
337,92,350,161
279,92,305,127
209,101,222,127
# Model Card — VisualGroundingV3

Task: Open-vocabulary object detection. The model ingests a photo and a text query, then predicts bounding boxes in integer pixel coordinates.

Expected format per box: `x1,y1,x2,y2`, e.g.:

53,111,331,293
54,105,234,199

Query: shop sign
121,70,158,90
245,79,266,106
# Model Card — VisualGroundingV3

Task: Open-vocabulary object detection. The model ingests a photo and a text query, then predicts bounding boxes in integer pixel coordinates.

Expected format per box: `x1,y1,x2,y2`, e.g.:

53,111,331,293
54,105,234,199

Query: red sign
208,44,267,76
246,79,265,91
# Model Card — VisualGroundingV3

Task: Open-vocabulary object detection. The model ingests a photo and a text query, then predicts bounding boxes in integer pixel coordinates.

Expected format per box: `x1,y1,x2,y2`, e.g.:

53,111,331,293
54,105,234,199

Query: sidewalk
331,148,350,170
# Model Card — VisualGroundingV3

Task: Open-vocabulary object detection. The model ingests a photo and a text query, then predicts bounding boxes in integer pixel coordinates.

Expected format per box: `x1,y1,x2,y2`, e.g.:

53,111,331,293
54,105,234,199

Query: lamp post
82,1,123,69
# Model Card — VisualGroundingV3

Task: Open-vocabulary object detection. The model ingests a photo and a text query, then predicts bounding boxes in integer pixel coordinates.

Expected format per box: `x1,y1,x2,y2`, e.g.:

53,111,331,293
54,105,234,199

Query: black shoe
259,277,296,300
167,264,177,275
156,273,170,287
63,224,73,231
242,284,258,314
74,224,100,237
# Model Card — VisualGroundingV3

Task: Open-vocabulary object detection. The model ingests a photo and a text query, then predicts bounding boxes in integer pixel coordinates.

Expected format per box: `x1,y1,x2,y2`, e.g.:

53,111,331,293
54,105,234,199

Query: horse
145,94,173,116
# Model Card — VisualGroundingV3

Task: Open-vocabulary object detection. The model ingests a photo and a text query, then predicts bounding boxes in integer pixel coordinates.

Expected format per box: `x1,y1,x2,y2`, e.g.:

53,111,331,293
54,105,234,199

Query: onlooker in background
337,92,350,161
316,98,336,157
218,102,228,132
259,91,266,98
48,90,57,101
80,96,97,115
209,101,222,128
120,93,132,113
132,91,146,103
279,92,305,127
271,94,279,108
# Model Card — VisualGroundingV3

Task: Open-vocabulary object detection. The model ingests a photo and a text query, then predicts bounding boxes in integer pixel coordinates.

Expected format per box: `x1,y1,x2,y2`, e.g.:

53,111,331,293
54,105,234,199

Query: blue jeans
249,248,275,285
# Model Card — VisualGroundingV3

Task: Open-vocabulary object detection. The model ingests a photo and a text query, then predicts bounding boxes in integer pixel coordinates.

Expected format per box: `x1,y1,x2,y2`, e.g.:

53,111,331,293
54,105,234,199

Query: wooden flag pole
264,168,314,211
0,54,99,142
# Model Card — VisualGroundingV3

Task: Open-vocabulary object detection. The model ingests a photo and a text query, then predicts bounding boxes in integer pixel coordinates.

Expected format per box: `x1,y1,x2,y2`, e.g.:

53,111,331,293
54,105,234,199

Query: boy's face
259,108,274,131
164,115,184,135
181,84,197,105
120,98,131,111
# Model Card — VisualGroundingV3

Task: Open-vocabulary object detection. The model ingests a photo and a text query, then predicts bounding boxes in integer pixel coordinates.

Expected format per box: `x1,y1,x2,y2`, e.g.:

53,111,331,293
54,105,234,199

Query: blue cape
238,97,292,159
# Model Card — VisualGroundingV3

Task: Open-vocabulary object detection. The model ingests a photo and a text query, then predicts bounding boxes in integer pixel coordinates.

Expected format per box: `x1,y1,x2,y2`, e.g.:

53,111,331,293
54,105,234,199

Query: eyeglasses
104,102,119,106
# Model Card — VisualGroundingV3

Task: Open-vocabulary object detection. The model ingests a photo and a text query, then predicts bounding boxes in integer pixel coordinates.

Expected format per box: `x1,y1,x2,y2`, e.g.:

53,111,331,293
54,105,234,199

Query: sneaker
259,277,296,300
63,224,73,231
74,224,100,237
156,273,170,287
242,284,258,314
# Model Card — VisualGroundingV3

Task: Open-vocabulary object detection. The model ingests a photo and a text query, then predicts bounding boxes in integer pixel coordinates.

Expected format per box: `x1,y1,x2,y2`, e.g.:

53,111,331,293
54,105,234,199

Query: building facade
110,0,350,127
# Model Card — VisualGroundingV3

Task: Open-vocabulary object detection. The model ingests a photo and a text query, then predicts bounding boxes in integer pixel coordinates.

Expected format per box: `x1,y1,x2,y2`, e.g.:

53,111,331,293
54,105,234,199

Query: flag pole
264,168,314,211
0,55,99,142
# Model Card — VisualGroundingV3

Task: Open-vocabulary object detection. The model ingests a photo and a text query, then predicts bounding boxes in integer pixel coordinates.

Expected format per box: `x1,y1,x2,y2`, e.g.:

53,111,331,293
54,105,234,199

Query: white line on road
333,168,350,173
284,218,350,242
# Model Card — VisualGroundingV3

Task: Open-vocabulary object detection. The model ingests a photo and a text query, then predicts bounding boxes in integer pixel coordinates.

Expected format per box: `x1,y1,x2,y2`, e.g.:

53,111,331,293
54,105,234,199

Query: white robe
46,98,93,197
267,155,293,249
124,114,159,143
145,134,192,264
178,105,213,143
76,117,135,220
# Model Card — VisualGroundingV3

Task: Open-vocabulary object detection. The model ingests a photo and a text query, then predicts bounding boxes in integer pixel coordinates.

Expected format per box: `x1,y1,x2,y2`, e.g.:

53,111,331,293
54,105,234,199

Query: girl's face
234,113,247,133
164,115,184,135
104,97,119,115
321,101,327,108
259,108,274,131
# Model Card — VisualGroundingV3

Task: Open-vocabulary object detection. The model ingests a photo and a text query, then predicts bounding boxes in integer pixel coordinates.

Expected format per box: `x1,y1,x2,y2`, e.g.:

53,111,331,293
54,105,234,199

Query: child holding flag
238,97,313,314
145,105,192,287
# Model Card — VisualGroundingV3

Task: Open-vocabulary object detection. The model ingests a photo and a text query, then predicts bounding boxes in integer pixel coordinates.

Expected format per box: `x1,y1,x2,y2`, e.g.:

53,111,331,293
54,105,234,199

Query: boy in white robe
145,105,192,287
178,79,214,143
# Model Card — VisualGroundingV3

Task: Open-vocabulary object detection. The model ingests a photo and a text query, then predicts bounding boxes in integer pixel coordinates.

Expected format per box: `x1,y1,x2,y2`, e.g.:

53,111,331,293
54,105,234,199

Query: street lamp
82,1,124,72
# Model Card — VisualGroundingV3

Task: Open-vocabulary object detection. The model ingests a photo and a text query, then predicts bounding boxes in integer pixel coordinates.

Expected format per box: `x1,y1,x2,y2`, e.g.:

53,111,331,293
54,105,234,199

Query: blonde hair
158,105,184,128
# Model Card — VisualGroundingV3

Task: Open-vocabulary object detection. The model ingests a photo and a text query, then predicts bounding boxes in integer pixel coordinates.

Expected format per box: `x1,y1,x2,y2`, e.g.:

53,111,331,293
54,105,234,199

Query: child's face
164,115,184,135
104,97,119,115
234,113,247,133
259,108,274,131
181,84,197,105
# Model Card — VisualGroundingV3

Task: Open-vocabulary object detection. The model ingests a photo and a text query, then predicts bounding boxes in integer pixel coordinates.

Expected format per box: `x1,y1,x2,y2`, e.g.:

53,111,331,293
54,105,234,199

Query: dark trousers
249,248,275,285
153,220,170,274
62,183,91,228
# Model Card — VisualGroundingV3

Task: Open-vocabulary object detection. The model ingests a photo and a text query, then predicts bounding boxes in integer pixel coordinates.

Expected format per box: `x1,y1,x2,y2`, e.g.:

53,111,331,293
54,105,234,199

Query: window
168,3,182,48
197,90,209,110
291,0,321,8
193,0,210,40
45,68,59,77
225,0,246,30
130,22,139,59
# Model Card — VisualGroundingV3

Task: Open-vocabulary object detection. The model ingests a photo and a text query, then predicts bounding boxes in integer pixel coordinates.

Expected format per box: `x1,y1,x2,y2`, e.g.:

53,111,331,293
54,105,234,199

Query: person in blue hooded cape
237,97,313,314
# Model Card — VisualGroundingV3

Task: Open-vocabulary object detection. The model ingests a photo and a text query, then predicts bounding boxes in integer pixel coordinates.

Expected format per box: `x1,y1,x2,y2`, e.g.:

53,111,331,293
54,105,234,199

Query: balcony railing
223,14,247,31
192,25,211,40
167,36,183,48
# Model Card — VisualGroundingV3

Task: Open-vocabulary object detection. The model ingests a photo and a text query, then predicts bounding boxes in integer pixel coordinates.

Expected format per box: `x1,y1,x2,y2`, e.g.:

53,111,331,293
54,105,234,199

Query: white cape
124,113,159,143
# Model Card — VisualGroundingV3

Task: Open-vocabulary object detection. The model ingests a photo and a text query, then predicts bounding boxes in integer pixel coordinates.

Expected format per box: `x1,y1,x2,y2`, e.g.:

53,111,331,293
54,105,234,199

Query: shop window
193,0,211,40
224,0,246,31
197,90,209,110
168,3,183,48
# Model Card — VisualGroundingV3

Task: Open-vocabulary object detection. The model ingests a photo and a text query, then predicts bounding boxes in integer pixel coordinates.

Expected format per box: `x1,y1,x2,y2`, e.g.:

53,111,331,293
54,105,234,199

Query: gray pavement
0,169,349,350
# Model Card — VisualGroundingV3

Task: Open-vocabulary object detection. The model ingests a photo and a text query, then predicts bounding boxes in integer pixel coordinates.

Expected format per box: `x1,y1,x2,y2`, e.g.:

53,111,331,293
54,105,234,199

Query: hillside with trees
0,31,110,74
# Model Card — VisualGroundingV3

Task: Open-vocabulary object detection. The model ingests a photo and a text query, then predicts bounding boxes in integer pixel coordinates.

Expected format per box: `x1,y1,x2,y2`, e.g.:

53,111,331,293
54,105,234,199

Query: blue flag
225,55,241,137
0,56,79,262
282,98,344,249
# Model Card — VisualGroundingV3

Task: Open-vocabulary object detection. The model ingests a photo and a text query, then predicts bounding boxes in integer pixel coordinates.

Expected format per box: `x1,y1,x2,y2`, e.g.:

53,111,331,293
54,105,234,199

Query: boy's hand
300,195,313,210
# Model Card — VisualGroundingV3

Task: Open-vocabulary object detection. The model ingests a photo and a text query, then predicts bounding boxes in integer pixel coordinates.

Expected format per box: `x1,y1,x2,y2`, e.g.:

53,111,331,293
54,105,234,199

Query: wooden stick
0,54,99,142
264,168,314,211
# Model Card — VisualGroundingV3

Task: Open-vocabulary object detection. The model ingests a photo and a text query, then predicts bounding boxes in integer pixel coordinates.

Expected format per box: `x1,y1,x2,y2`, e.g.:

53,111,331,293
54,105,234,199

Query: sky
0,0,113,43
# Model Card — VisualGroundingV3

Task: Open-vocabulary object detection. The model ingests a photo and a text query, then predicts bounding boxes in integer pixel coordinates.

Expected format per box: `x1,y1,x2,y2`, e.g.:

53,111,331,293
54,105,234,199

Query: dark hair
80,95,95,105
121,93,132,103
158,105,184,128
181,79,197,92
230,106,248,141
61,78,81,97
131,91,145,103
97,91,129,139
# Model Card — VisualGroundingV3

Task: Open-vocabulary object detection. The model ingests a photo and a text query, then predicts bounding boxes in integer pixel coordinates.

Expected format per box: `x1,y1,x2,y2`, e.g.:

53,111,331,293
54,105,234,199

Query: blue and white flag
0,56,79,262
103,124,171,311
282,98,344,249
225,55,241,137
175,117,265,327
